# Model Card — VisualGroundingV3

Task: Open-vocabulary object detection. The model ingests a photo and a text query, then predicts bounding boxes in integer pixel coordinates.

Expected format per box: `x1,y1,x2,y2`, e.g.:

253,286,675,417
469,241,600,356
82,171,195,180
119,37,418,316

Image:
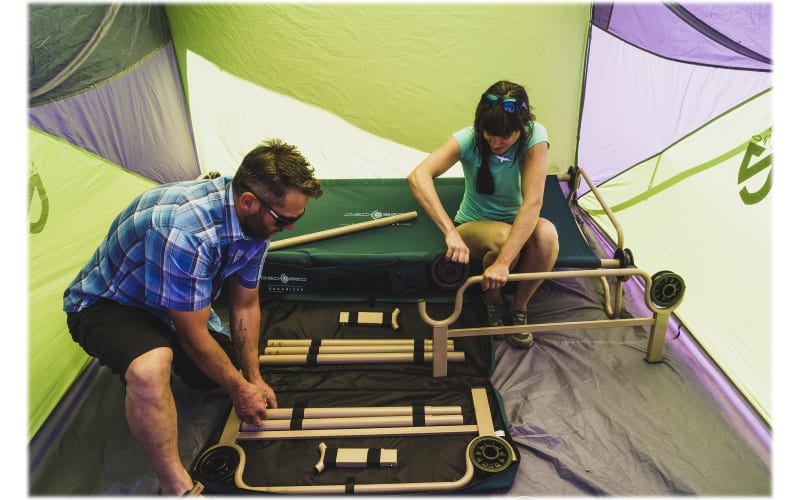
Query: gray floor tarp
28,272,770,495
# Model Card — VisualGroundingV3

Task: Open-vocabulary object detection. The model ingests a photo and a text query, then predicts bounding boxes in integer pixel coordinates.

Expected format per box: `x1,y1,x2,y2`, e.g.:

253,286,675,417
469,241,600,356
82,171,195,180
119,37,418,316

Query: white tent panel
184,51,462,180
580,90,773,422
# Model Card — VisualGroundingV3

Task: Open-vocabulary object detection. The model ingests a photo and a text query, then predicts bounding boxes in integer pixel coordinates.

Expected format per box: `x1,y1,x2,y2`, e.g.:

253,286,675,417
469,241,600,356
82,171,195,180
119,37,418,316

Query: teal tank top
453,122,549,224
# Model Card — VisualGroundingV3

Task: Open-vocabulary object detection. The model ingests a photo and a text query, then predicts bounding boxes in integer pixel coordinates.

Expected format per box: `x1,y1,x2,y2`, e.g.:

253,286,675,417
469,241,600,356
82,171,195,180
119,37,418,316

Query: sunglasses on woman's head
480,93,528,113
241,182,304,227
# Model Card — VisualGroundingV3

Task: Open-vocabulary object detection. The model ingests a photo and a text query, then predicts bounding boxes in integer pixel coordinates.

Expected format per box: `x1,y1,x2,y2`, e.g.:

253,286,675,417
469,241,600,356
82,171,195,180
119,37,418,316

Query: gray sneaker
506,305,533,348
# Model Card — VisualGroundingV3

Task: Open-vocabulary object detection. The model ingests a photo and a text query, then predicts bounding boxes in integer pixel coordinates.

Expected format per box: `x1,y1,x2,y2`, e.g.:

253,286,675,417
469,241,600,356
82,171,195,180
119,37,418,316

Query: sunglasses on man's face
241,182,304,227
480,93,528,113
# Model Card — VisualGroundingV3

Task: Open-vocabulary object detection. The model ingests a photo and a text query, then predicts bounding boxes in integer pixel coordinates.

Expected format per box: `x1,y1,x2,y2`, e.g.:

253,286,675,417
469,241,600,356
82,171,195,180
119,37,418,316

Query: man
63,139,323,495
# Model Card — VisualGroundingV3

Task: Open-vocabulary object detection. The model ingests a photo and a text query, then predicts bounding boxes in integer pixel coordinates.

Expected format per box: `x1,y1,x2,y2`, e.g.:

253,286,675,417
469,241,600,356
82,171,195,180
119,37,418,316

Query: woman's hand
482,261,511,291
444,229,470,264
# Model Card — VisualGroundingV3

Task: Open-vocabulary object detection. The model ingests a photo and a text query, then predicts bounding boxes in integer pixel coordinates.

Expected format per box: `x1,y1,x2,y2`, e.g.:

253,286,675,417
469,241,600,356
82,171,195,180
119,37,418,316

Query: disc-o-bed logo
261,272,308,293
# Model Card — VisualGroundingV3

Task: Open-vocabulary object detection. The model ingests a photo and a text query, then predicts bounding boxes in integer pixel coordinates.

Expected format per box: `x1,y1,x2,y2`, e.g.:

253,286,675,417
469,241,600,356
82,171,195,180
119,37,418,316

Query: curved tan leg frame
419,269,685,377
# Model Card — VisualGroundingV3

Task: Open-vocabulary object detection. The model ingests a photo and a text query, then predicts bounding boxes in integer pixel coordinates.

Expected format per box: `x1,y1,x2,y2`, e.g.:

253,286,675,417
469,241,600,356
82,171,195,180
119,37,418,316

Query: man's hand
253,377,277,409
230,380,270,426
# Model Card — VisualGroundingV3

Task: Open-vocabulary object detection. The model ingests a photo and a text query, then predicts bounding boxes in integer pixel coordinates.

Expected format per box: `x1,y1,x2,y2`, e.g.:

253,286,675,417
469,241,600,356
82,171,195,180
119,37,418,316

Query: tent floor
29,276,770,495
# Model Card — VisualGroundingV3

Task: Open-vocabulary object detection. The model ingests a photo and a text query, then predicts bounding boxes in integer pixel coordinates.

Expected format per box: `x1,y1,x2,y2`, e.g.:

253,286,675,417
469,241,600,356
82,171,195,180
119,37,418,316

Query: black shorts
66,299,238,391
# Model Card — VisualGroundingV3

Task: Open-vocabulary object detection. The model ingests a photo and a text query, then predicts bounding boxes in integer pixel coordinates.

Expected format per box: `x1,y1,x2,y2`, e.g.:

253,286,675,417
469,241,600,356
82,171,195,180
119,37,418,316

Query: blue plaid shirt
63,176,268,336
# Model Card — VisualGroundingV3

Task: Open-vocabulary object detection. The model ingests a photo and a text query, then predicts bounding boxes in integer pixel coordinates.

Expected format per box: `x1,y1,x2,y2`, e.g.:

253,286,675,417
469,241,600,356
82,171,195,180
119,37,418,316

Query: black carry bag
190,299,520,494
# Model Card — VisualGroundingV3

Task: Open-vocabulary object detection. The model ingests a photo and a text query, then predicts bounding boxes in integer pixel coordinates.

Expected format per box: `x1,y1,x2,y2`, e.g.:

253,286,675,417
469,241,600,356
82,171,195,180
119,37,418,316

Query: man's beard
241,213,275,241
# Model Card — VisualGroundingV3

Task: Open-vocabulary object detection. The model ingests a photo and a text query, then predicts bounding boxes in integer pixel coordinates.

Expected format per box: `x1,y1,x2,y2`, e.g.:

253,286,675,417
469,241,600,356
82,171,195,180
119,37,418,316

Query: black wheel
195,446,240,484
614,248,635,281
617,248,634,267
467,436,513,474
650,271,686,308
431,251,469,290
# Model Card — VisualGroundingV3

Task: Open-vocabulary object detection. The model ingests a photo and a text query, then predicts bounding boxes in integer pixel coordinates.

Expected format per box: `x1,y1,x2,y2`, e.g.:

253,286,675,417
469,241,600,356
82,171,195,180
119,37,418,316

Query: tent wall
27,1,773,448
28,129,156,439
27,4,196,439
163,3,589,178
29,4,199,184
576,4,772,423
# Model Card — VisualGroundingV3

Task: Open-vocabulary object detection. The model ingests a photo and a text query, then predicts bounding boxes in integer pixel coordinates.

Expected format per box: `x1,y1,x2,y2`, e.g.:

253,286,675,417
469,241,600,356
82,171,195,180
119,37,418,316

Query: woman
407,80,559,348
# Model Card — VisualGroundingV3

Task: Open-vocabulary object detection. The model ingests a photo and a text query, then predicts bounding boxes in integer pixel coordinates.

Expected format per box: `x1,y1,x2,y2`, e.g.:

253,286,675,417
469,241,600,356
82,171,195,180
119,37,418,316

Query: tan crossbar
471,387,495,437
241,413,463,432
259,351,465,365
261,405,462,420
236,424,478,441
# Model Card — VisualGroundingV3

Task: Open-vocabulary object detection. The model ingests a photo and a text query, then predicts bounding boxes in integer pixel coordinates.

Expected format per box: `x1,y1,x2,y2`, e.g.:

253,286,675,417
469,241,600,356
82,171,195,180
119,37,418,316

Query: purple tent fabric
578,3,772,194
28,4,172,106
591,3,771,70
29,42,199,184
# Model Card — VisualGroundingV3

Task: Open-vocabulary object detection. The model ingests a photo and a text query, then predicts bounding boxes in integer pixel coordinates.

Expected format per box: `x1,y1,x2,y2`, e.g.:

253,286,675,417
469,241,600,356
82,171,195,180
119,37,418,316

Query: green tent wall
27,1,774,474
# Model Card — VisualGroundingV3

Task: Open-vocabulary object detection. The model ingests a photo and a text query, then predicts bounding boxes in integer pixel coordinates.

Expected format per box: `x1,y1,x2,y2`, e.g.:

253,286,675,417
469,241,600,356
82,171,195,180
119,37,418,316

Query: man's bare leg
125,347,195,495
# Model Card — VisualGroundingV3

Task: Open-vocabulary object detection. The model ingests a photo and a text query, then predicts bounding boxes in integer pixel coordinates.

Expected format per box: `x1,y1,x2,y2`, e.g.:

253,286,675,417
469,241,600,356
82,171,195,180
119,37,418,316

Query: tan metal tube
269,211,418,251
264,344,453,355
259,351,465,365
266,338,453,347
236,424,478,441
241,413,464,432
262,405,463,420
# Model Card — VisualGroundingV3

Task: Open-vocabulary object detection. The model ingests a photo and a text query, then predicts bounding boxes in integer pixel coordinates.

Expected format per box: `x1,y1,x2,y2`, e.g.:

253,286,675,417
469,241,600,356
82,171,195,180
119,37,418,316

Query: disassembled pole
264,343,453,355
266,338,454,348
259,404,463,420
241,413,464,432
259,351,465,365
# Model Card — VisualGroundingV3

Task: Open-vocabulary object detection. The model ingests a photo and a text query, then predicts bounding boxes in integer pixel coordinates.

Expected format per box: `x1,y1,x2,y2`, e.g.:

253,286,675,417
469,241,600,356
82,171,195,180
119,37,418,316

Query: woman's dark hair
473,81,535,195
232,138,323,203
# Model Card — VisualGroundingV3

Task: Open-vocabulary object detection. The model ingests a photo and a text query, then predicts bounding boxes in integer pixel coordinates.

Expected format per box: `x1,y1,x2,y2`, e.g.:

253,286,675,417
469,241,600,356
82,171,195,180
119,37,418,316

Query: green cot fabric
261,176,599,296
